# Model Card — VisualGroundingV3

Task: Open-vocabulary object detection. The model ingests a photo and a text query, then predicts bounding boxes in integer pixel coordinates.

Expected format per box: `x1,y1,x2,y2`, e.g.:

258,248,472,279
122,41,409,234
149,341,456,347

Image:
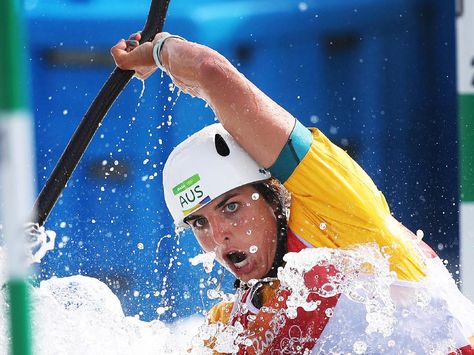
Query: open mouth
226,251,248,269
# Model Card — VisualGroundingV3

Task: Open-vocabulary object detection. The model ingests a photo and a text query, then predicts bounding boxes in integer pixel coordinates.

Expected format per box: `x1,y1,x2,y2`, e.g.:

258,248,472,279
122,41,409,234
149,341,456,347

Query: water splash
0,271,202,354
189,251,216,273
279,244,396,335
154,234,172,265
192,320,244,354
194,244,474,353
137,77,146,99
24,223,56,264
0,239,471,353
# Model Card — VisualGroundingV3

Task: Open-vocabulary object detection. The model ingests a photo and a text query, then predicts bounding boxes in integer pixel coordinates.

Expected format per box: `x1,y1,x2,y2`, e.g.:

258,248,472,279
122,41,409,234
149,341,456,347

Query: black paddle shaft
32,0,171,227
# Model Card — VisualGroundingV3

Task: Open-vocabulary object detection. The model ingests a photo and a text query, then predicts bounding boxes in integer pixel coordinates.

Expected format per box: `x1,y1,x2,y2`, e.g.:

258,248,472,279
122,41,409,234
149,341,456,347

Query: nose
208,215,232,245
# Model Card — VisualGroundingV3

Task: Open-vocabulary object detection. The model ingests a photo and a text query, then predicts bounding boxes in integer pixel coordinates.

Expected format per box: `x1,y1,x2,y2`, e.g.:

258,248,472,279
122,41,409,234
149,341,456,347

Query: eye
192,217,208,229
224,202,239,213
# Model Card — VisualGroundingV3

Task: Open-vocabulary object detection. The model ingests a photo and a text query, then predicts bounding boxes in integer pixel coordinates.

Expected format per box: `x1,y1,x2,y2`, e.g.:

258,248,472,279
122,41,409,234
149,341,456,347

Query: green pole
456,0,474,301
0,0,35,354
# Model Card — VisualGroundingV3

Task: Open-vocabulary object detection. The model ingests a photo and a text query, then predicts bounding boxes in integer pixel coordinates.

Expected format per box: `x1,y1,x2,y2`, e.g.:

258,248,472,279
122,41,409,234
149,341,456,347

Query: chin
239,269,269,283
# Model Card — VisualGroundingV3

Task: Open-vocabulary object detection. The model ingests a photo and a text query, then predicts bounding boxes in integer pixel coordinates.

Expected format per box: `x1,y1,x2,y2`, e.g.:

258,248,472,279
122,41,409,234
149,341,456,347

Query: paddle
31,0,171,227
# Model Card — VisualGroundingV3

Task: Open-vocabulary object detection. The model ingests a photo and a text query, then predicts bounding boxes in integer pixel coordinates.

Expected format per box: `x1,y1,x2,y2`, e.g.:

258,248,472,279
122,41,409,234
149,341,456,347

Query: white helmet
163,123,271,228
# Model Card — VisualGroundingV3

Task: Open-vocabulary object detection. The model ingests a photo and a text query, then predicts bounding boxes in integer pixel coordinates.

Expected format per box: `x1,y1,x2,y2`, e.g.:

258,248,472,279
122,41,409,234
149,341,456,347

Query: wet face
185,184,278,283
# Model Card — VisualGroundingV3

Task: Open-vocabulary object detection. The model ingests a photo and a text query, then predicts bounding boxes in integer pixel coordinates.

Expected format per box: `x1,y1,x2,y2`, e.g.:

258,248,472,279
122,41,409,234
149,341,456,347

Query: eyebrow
183,193,239,225
183,215,200,224
215,193,238,210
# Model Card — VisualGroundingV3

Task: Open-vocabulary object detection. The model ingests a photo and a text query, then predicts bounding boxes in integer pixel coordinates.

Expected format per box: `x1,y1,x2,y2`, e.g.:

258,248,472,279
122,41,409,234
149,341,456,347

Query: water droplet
310,115,319,123
247,314,257,322
246,230,252,236
416,229,424,240
143,158,149,165
137,243,144,250
207,289,221,299
319,222,327,230
298,2,308,11
59,221,66,228
249,245,258,254
285,308,297,319
62,109,68,115
251,193,260,200
325,307,333,317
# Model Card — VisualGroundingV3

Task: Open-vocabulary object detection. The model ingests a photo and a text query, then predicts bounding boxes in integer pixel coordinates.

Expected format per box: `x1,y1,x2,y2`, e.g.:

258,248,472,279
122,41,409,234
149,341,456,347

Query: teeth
234,258,249,268
227,251,248,269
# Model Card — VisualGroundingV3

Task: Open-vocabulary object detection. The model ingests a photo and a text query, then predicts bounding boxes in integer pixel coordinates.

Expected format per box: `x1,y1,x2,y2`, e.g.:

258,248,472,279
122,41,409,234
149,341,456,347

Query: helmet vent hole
214,134,230,157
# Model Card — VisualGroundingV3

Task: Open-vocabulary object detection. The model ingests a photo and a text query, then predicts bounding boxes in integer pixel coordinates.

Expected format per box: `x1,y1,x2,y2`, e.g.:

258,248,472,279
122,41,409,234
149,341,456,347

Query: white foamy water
1,243,473,354
279,244,395,335
191,244,474,354
0,240,202,355
0,258,203,354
